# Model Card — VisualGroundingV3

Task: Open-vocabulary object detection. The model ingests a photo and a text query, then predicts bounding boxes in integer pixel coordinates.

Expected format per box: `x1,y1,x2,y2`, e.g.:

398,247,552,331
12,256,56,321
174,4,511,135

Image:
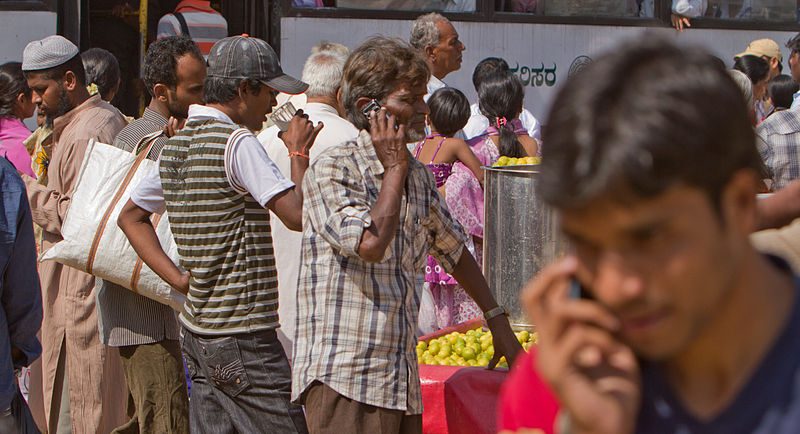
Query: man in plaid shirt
291,37,521,434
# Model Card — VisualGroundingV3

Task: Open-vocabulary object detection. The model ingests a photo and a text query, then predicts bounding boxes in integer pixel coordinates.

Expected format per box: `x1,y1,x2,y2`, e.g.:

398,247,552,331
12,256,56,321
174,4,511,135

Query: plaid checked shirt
291,130,467,414
756,107,800,189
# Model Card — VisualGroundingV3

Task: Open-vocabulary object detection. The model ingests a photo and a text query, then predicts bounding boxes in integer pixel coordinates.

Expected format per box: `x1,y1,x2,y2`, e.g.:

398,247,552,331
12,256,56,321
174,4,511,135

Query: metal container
483,165,565,325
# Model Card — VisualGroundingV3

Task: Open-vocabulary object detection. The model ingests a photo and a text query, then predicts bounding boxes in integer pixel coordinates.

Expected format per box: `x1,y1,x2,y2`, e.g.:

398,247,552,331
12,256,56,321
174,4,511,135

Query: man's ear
62,70,79,92
237,80,253,99
153,83,170,102
424,44,436,61
355,96,373,113
721,168,760,236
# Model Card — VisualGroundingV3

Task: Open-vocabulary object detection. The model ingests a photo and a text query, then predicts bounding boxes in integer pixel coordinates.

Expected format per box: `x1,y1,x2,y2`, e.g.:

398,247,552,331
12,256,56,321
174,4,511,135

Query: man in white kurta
257,50,357,358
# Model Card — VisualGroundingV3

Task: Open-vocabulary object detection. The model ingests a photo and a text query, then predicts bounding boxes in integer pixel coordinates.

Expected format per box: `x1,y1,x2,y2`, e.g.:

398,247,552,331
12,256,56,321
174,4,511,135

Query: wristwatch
483,305,509,321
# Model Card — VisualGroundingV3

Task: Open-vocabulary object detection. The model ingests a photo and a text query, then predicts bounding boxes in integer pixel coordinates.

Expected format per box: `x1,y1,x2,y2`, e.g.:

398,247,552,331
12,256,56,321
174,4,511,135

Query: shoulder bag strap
173,12,190,37
85,133,162,274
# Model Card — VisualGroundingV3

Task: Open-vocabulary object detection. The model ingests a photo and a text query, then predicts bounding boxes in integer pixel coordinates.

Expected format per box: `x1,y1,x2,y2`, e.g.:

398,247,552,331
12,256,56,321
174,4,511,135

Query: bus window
292,0,477,12
702,0,797,23
495,0,647,17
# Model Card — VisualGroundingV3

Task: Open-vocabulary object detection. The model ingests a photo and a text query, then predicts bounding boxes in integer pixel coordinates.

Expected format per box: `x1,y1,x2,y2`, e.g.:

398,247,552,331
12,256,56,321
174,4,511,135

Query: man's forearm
118,201,188,294
450,248,500,312
357,166,407,262
289,154,309,202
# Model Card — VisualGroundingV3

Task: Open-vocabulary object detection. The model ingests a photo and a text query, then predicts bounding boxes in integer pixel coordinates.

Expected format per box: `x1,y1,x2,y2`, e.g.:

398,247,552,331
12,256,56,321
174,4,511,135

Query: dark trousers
181,328,308,434
304,381,422,434
112,339,189,434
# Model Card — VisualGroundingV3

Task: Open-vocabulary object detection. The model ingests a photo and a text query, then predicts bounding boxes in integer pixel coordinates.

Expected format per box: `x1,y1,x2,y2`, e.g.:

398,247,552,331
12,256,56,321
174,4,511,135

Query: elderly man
409,12,466,101
119,35,320,433
257,48,357,358
96,36,206,434
291,36,520,434
500,36,800,434
21,35,128,433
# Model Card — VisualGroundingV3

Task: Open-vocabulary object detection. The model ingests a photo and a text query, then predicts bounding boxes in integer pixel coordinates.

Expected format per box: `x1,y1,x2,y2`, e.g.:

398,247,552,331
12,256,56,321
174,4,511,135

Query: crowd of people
3,7,800,434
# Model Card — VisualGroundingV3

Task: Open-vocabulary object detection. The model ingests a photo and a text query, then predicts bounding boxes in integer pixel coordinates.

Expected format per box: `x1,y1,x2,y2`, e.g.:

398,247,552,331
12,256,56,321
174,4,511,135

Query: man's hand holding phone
522,256,641,434
369,106,409,174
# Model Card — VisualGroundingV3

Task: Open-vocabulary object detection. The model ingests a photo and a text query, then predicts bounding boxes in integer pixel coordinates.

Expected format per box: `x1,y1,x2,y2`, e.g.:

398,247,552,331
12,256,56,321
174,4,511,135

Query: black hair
143,36,204,97
427,87,470,137
478,70,525,157
787,33,800,54
733,55,770,86
0,62,31,118
540,35,761,211
203,77,262,104
81,48,120,100
27,54,86,87
767,74,799,109
472,57,508,93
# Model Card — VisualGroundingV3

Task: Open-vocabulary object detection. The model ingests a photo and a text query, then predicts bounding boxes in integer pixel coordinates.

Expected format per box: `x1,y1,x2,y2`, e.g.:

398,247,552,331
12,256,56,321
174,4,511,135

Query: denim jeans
181,328,308,434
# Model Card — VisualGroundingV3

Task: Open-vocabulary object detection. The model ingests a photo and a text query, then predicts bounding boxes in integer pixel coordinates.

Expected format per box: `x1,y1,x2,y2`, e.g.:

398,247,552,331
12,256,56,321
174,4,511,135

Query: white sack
40,136,185,311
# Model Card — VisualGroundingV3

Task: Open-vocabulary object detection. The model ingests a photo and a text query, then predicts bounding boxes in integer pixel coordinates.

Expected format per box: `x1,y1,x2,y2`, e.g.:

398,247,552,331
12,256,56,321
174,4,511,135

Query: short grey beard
406,126,426,143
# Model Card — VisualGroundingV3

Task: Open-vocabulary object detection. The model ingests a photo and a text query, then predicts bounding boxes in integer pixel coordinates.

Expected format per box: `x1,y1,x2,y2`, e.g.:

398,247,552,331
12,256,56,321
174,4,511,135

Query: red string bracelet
288,151,309,159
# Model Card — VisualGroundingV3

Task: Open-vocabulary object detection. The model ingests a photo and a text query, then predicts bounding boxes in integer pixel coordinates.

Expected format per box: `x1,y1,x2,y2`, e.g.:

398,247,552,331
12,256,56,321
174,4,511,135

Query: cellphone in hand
569,278,593,300
361,99,382,119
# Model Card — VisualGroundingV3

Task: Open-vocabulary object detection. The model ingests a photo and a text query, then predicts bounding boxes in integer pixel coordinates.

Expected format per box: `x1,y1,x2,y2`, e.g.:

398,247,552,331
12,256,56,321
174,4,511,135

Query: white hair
301,51,348,98
727,69,754,108
311,41,350,57
410,12,449,51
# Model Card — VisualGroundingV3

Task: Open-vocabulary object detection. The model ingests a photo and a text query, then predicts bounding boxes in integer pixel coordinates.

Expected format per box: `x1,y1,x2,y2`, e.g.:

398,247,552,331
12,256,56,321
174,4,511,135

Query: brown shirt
22,94,128,433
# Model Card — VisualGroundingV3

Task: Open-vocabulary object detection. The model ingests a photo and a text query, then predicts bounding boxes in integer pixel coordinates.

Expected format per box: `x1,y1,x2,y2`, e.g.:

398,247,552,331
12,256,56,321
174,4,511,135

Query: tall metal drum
483,165,565,326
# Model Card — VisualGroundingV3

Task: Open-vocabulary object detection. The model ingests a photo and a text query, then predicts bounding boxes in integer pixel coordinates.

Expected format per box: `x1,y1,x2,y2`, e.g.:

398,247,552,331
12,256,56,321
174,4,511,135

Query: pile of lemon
491,156,542,167
417,329,536,368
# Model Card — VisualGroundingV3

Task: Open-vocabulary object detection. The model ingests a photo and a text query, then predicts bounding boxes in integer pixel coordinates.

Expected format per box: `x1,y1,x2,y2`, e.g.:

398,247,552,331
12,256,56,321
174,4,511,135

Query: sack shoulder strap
173,12,190,37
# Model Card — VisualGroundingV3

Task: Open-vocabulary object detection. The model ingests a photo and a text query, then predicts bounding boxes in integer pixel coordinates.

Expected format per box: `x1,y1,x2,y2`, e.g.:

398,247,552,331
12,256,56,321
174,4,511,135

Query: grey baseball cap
207,35,308,95
22,35,79,71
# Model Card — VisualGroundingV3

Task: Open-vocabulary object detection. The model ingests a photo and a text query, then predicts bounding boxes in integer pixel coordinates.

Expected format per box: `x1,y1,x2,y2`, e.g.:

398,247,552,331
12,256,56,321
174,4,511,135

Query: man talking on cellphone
506,36,800,434
291,37,520,434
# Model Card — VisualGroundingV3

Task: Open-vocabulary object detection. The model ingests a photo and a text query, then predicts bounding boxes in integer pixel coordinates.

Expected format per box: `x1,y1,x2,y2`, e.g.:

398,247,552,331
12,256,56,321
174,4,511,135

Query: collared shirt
0,157,42,411
755,105,800,189
113,107,170,159
291,130,467,414
96,107,179,347
257,102,358,358
132,104,293,214
425,75,447,102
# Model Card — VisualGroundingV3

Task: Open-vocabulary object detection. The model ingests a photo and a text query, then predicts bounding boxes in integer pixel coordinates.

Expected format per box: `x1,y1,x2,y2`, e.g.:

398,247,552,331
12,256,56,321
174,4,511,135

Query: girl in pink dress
414,87,485,329
0,62,36,177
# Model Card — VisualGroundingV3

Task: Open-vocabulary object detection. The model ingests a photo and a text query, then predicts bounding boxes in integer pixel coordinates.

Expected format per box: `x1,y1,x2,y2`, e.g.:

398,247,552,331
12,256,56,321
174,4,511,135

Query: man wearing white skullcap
21,35,128,434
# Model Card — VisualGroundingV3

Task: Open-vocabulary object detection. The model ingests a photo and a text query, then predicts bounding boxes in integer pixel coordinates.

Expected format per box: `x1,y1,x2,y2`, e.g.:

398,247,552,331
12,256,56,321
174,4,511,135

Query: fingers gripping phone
361,99,399,131
569,278,594,300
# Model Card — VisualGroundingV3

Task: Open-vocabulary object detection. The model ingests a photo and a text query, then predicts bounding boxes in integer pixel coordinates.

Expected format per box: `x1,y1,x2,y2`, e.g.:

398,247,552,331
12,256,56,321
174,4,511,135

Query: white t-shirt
256,102,358,358
130,104,294,214
462,103,542,141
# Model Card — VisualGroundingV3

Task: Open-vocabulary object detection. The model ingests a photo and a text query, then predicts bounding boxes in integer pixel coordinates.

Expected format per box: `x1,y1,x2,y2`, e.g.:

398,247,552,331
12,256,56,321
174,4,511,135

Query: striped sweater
159,119,279,335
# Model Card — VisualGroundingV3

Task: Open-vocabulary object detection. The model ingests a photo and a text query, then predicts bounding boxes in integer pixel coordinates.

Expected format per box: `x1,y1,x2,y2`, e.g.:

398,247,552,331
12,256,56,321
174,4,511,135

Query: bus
275,0,800,121
1,0,797,121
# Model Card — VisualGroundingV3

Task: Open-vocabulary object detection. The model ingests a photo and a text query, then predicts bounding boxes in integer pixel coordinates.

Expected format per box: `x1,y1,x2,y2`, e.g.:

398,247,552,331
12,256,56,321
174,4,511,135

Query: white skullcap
22,35,79,71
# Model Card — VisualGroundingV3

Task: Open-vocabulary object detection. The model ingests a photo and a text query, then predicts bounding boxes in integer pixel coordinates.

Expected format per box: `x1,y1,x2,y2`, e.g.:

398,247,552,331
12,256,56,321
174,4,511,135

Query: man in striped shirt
98,35,205,434
119,36,321,433
157,0,228,58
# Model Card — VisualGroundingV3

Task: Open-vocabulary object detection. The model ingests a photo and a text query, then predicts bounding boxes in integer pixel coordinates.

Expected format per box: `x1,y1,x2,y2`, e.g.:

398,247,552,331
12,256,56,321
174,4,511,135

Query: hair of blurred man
540,36,762,211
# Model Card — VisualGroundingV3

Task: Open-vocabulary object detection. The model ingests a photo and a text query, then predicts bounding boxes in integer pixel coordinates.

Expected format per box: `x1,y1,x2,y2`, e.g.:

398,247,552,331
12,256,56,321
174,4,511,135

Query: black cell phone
361,99,382,119
569,278,593,300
